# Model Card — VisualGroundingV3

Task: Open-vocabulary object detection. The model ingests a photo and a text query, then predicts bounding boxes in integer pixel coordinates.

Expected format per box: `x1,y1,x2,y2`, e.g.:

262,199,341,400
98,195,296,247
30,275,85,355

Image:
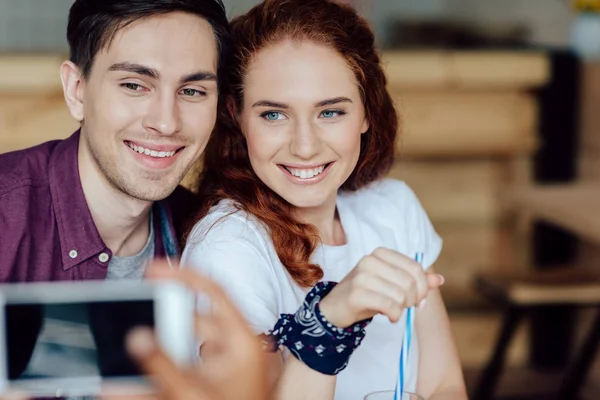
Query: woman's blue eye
321,110,344,118
263,111,283,121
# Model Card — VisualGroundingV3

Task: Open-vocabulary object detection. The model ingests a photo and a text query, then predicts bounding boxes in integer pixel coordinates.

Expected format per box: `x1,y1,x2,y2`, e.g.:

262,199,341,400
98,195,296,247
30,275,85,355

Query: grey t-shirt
65,218,155,399
27,216,156,400
105,213,155,280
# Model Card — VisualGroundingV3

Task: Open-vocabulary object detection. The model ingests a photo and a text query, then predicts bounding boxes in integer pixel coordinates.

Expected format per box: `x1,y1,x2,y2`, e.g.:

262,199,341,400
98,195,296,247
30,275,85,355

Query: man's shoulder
163,185,196,213
162,185,198,235
0,140,62,197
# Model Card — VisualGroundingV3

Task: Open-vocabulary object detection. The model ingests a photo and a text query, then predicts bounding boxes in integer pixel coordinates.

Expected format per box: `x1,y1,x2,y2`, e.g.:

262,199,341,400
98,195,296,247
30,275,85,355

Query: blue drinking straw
394,252,424,400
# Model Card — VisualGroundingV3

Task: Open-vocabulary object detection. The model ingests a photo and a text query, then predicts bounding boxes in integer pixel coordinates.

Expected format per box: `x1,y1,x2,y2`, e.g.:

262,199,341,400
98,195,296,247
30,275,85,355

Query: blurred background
2,0,600,399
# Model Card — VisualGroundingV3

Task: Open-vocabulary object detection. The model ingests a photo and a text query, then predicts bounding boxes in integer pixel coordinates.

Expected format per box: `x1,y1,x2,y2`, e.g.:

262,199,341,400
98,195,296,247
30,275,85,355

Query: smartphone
0,280,196,398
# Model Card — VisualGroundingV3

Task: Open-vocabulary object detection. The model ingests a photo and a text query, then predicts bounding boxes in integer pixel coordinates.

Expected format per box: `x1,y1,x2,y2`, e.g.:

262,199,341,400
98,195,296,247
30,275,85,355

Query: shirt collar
48,130,106,270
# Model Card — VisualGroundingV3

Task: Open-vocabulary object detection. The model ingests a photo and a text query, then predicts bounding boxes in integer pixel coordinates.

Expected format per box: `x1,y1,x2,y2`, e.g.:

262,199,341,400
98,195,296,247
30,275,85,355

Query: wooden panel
436,224,515,273
0,96,76,153
0,94,53,122
451,311,528,368
0,55,64,93
433,222,515,305
395,91,539,157
383,51,550,90
382,53,450,89
508,184,600,246
575,63,600,278
576,62,600,154
578,147,600,181
450,53,550,89
477,268,600,306
0,52,550,94
508,157,535,268
388,160,507,224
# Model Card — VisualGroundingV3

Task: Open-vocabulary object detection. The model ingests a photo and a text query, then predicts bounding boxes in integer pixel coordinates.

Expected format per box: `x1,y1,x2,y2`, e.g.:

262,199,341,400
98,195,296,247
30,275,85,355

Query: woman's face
239,40,369,212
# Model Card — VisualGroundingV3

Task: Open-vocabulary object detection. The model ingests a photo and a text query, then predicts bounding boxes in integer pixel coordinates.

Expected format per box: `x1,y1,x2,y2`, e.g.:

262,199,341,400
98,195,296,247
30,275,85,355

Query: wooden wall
382,51,550,306
0,52,551,307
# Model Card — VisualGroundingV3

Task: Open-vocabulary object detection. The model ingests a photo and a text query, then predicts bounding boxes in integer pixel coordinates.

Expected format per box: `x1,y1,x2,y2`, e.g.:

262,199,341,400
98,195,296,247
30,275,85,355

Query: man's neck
78,141,153,257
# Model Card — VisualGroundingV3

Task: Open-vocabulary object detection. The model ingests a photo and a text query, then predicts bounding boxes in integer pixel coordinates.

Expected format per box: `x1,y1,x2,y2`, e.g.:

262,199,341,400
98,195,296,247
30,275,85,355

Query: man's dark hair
67,0,230,87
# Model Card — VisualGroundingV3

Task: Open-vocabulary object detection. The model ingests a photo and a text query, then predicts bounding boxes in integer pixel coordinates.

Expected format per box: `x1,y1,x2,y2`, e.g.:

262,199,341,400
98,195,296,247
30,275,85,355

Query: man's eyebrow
252,100,289,108
108,62,159,79
314,97,353,107
180,71,218,84
108,63,217,84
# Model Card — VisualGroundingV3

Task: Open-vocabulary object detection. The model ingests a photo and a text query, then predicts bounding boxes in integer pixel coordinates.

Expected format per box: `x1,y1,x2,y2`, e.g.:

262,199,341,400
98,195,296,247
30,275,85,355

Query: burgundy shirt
0,131,197,283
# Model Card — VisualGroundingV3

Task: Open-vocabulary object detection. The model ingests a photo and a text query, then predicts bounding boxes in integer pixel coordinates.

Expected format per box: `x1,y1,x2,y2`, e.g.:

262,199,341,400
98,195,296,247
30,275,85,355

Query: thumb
426,273,445,289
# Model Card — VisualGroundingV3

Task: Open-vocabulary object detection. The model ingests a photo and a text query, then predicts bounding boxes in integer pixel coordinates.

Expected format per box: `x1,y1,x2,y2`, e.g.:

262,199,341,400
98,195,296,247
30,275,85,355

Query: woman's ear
361,117,370,135
226,96,238,122
226,96,248,137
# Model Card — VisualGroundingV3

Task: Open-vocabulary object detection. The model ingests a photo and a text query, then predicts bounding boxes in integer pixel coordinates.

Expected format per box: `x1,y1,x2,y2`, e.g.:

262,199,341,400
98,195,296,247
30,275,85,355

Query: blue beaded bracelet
262,281,372,375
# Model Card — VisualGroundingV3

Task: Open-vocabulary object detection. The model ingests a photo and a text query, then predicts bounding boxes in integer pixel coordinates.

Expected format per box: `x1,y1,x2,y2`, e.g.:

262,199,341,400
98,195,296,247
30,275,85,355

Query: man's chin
116,177,182,203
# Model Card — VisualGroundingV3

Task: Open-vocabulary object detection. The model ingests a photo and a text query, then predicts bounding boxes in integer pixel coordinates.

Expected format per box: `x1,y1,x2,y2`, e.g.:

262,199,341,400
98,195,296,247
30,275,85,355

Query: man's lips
125,140,185,158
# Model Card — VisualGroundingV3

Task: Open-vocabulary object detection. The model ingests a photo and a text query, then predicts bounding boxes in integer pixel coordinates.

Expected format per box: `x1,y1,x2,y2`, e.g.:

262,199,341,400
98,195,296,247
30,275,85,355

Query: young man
0,0,229,281
0,0,230,380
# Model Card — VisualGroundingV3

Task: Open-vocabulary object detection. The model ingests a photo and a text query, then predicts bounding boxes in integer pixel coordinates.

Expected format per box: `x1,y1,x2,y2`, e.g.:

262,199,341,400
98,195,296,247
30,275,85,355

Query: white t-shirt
181,178,442,400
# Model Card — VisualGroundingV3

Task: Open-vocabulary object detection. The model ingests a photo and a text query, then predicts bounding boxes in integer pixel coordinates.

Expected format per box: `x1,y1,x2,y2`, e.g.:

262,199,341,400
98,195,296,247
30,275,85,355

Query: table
510,184,600,246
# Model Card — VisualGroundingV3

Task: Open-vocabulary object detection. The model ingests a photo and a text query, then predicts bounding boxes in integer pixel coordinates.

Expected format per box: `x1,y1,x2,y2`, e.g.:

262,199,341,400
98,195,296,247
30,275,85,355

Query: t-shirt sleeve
181,213,279,334
379,179,443,271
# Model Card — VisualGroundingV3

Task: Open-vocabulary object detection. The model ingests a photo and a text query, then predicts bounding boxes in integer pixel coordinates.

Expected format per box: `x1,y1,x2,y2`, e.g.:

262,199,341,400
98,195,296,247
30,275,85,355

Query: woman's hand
318,247,444,328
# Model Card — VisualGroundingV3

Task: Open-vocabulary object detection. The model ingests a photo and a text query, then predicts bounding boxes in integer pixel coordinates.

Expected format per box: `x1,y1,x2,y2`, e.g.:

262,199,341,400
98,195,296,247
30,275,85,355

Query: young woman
182,0,467,399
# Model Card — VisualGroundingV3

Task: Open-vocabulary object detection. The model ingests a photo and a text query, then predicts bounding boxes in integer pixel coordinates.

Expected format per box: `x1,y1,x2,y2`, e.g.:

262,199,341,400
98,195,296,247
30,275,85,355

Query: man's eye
122,83,144,91
180,88,206,97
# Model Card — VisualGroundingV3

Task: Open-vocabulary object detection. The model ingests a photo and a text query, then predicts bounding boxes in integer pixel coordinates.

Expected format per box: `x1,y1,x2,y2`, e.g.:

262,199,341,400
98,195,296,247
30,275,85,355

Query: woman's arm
415,268,468,400
184,217,337,400
267,353,336,400
272,248,444,400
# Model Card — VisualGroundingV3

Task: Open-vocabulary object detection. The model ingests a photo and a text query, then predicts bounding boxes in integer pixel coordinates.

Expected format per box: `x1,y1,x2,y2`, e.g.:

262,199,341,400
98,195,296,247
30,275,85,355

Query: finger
353,270,412,309
0,392,28,400
349,288,404,323
426,273,445,290
371,248,432,304
126,327,211,400
143,259,172,278
99,393,156,400
195,313,225,360
358,256,421,307
146,266,249,331
368,249,424,304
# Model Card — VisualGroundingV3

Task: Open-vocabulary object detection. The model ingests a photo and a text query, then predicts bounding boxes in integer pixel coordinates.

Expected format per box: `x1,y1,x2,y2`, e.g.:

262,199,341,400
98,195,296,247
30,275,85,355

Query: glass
364,391,424,400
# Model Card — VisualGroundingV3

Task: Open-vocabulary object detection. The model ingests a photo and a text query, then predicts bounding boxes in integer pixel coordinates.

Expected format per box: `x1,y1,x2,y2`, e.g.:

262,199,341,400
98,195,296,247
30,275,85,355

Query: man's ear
60,61,85,122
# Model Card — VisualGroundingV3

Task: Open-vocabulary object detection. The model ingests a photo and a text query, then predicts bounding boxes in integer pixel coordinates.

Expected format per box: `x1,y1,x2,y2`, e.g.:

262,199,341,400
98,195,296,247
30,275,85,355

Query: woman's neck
295,196,346,246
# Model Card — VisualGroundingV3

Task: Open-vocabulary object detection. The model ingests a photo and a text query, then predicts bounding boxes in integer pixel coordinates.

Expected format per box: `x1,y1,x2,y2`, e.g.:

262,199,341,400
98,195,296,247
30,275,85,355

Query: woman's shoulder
340,178,442,269
184,199,272,253
339,178,422,215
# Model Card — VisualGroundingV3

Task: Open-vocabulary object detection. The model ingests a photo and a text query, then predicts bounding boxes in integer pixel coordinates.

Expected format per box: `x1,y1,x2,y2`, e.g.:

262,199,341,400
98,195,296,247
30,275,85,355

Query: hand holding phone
127,264,270,400
0,277,195,398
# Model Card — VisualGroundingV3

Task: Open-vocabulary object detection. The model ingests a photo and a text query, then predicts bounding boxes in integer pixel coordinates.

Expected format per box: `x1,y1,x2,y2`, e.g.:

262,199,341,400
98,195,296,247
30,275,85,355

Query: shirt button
69,250,78,259
98,253,110,263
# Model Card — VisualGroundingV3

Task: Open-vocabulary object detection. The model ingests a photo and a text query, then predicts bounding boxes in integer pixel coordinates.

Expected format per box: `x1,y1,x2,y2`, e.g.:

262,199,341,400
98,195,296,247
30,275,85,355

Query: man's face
74,12,218,201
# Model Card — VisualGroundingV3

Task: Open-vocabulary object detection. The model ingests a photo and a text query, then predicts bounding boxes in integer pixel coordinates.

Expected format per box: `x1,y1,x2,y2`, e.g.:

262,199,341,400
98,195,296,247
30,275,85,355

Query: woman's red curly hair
187,0,399,287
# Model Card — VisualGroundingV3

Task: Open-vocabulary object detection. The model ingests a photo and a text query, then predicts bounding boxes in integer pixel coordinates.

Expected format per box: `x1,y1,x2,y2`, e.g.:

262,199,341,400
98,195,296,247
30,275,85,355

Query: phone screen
4,299,154,381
